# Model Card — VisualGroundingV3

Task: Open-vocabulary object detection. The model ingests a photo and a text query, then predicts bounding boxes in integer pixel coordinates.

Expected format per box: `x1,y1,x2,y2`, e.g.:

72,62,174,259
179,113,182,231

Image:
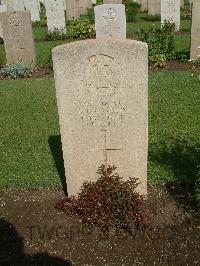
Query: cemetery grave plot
0,9,193,70
0,1,200,265
0,187,199,265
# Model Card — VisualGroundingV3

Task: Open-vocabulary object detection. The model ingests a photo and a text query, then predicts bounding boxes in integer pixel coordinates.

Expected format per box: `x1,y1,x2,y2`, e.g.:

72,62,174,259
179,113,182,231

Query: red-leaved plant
57,165,145,233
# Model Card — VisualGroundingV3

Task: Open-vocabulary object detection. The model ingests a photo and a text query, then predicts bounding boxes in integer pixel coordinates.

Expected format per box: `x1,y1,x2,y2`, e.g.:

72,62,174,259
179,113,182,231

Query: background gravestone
140,0,148,11
46,0,66,33
14,0,24,10
79,0,92,16
1,0,24,11
95,4,126,39
24,0,40,22
52,39,148,196
103,0,122,3
0,11,35,64
161,0,180,31
148,0,161,16
134,0,148,12
190,0,200,59
1,0,12,11
0,4,7,38
65,0,80,20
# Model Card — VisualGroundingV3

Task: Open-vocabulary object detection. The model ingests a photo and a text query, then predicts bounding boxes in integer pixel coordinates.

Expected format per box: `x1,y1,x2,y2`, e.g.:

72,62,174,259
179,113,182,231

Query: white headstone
0,4,7,38
45,0,66,33
1,0,24,11
24,0,40,22
79,0,92,15
65,0,80,20
95,4,126,39
52,39,148,196
0,11,35,64
161,0,180,31
148,0,161,16
190,0,200,59
140,0,148,11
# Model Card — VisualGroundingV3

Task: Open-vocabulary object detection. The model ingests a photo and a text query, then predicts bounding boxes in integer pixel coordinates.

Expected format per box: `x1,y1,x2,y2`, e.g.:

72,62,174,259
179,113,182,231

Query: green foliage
69,19,95,39
45,29,67,41
181,9,191,19
0,64,34,79
32,20,41,28
58,165,145,233
181,3,191,20
150,54,167,68
125,0,140,22
176,51,189,63
96,0,103,4
32,20,47,28
85,7,95,24
40,2,47,21
137,21,176,67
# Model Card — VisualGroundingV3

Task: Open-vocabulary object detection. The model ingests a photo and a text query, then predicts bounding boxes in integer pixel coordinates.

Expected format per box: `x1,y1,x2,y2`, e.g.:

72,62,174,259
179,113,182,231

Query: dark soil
149,61,192,72
0,186,199,265
31,65,54,79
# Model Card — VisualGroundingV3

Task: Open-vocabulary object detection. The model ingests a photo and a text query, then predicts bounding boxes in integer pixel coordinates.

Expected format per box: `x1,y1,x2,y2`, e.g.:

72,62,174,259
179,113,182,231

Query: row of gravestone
0,0,93,21
1,2,199,63
0,0,69,34
97,0,190,13
0,3,199,196
0,0,193,35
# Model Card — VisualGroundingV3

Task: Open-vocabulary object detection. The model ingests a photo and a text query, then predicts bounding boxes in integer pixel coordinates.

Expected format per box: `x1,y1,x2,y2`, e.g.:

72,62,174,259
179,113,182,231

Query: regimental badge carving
8,14,23,27
79,54,125,127
102,8,117,23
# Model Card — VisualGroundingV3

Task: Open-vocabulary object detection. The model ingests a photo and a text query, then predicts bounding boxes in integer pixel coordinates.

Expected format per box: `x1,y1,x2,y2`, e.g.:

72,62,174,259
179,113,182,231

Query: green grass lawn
0,71,199,188
0,78,61,188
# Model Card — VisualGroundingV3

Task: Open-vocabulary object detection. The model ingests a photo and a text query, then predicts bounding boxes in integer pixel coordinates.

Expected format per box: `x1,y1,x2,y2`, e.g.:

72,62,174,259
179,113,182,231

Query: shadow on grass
49,135,67,196
149,138,200,212
0,218,72,265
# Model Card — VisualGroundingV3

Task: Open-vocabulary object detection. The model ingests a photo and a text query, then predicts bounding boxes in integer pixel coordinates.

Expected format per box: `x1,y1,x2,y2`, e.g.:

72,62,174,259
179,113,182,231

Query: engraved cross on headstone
101,129,123,165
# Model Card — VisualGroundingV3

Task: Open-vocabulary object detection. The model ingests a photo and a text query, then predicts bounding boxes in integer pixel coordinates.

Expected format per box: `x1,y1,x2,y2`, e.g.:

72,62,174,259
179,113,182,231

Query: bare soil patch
0,186,199,265
149,61,192,73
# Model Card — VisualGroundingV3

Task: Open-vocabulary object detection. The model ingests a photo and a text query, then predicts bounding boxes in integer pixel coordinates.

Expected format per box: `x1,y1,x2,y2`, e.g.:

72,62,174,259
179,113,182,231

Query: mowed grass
0,78,61,188
0,72,199,188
